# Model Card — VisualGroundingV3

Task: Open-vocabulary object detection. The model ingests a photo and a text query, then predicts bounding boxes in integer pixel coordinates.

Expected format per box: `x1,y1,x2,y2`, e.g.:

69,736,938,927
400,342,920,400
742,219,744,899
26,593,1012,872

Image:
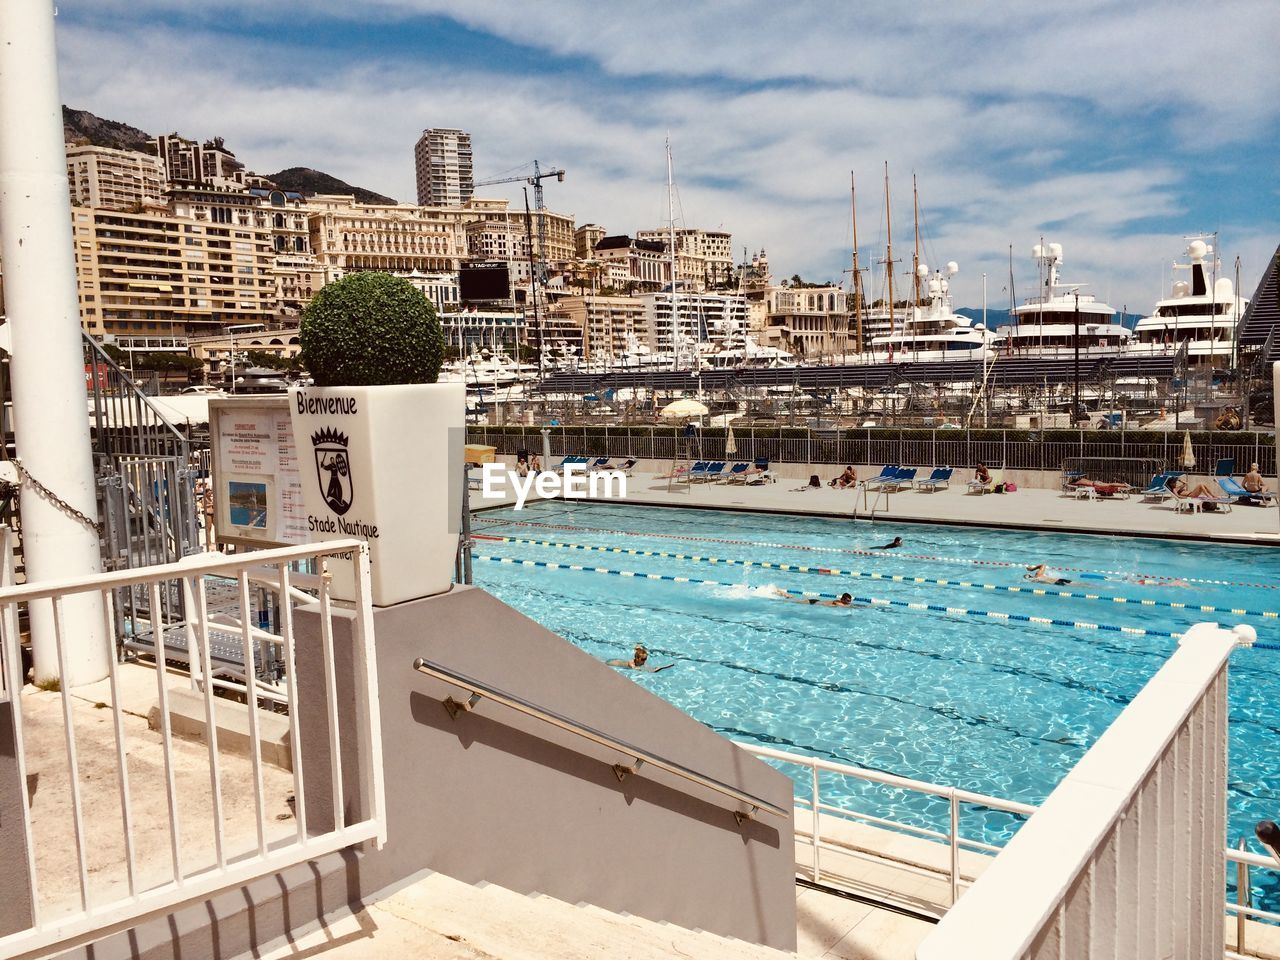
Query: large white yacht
992,243,1132,358
1126,237,1248,368
868,262,993,362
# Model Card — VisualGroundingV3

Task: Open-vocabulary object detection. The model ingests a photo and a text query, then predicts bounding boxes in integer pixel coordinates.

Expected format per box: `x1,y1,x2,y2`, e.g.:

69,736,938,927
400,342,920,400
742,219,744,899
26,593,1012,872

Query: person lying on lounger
1171,476,1218,499
774,588,857,607
1025,564,1072,586
608,644,675,672
1067,477,1128,497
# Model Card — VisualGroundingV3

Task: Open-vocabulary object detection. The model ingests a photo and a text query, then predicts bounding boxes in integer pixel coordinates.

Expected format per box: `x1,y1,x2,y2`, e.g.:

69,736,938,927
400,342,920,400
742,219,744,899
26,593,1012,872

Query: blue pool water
472,501,1280,871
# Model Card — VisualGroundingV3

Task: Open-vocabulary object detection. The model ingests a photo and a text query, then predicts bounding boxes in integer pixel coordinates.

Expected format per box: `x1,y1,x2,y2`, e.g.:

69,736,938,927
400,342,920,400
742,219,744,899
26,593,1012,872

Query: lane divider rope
474,517,1273,589
472,554,1184,640
473,534,1276,621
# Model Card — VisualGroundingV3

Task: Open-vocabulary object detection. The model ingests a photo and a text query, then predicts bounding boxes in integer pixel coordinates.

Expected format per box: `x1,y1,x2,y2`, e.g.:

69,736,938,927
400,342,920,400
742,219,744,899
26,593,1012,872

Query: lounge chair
741,459,775,485
678,461,710,483
692,461,726,483
553,455,588,470
880,467,918,492
1218,476,1277,505
1139,472,1184,501
916,467,953,492
587,456,611,469
1169,479,1233,514
719,463,750,483
859,465,900,491
967,469,1000,495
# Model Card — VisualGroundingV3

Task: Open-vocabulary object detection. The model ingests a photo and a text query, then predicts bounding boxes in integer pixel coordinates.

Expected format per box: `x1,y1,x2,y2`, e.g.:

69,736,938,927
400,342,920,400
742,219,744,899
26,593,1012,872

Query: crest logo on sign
312,427,353,515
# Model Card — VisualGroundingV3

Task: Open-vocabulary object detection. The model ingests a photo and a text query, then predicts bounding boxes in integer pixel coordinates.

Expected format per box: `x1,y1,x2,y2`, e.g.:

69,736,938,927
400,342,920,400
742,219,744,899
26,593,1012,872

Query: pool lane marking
472,534,1278,621
473,517,1273,590
473,554,1183,640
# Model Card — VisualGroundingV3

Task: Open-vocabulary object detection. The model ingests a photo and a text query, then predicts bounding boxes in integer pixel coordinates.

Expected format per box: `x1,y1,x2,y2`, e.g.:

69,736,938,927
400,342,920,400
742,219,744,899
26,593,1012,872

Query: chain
10,458,104,535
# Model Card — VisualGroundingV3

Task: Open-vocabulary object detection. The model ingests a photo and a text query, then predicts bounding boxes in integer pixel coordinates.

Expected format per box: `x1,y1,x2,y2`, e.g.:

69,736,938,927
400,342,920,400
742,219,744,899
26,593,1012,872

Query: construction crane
473,160,566,281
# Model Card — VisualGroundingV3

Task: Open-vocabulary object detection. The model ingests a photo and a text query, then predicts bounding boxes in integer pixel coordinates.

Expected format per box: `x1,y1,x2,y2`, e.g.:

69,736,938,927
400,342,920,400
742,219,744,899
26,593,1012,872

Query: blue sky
56,0,1280,311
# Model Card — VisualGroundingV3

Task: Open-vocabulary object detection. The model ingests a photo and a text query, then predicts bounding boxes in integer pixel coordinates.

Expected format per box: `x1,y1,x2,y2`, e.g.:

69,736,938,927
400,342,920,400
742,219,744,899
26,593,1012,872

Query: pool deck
574,472,1280,546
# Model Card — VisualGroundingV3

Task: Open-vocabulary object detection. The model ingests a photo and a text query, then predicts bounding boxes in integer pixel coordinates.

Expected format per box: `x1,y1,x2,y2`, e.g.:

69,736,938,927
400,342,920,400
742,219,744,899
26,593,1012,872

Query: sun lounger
967,469,1000,495
728,458,771,485
553,455,588,470
1139,472,1183,501
1218,476,1277,505
588,456,611,469
719,463,750,483
1170,482,1233,514
692,461,726,482
859,465,900,490
678,461,710,482
916,467,953,492
880,467,918,492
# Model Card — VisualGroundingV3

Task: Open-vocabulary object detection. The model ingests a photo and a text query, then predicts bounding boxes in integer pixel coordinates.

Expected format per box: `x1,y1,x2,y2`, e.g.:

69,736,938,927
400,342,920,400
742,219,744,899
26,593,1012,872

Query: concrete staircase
257,869,801,960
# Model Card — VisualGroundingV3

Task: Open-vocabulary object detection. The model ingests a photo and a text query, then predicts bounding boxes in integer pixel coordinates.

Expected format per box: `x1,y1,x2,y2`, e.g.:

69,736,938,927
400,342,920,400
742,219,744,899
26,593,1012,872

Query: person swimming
607,644,675,672
1025,564,1072,586
774,588,857,607
872,536,903,550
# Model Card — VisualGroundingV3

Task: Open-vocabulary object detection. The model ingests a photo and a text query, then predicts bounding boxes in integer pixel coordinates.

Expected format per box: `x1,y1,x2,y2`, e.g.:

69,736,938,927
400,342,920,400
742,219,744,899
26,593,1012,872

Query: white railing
737,742,1037,911
0,539,386,959
915,622,1247,960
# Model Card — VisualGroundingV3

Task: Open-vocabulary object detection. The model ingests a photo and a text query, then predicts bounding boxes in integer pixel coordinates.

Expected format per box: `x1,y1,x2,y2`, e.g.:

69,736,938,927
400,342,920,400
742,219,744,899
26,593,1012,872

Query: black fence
468,425,1277,477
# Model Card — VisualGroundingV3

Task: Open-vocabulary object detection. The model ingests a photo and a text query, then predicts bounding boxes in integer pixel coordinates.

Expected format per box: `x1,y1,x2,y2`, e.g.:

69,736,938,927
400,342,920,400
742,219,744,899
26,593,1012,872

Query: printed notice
211,398,308,546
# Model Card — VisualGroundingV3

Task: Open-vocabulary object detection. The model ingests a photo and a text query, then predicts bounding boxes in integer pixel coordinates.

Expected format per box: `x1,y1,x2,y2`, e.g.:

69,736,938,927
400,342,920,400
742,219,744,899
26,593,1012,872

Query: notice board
208,396,308,548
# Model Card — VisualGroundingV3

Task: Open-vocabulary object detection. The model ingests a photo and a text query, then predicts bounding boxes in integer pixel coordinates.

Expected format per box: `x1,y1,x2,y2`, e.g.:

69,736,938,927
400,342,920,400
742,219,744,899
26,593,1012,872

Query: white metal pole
0,0,108,684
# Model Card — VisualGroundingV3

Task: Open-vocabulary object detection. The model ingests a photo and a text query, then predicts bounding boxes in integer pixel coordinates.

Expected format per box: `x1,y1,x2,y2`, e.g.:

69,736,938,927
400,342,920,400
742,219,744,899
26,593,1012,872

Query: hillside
60,106,396,203
62,105,151,153
263,167,397,205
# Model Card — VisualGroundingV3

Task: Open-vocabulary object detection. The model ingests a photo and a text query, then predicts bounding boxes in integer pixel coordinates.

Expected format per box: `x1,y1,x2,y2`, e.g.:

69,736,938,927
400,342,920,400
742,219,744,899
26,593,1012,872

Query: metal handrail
411,656,788,822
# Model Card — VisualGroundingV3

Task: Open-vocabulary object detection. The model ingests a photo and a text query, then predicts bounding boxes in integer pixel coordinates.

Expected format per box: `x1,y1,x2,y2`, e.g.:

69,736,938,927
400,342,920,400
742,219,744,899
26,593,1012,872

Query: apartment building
414,128,474,206
547,295,648,362
306,195,471,283
71,207,275,340
464,199,576,277
635,227,735,291
639,292,749,353
65,144,165,211
760,285,852,360
574,223,606,260
592,236,670,292
151,133,246,189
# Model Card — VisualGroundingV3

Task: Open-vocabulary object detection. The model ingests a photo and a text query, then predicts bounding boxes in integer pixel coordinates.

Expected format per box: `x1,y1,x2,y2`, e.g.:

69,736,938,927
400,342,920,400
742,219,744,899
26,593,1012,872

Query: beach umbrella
1179,429,1196,469
725,422,738,456
659,398,709,419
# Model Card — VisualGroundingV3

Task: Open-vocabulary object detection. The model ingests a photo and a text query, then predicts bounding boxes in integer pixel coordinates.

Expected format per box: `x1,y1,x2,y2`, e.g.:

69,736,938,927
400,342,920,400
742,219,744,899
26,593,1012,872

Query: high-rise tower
414,128,473,206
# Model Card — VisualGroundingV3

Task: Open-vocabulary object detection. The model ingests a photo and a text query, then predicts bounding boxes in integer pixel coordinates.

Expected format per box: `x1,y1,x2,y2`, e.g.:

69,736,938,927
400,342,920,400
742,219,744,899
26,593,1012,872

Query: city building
574,223,606,260
639,291,749,353
403,271,461,311
414,128,474,206
464,198,575,278
150,133,246,189
65,144,165,212
305,195,471,283
592,236,670,293
760,284,852,360
547,295,648,362
439,309,524,355
71,207,275,341
635,227,735,291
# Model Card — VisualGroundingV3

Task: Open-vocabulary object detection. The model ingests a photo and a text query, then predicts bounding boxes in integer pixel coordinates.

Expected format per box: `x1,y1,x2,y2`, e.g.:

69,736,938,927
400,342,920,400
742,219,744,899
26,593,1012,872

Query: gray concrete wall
295,586,797,951
0,701,35,937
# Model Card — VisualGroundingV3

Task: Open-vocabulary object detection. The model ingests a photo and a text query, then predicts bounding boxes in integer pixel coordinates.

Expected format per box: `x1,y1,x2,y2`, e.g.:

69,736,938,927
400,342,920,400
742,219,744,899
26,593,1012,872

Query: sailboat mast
667,137,679,372
885,162,895,337
850,171,864,356
912,173,921,306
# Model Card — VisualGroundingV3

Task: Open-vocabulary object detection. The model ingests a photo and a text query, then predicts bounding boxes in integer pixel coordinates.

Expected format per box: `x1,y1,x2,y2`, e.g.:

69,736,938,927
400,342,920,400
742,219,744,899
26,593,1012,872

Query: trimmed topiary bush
300,272,444,386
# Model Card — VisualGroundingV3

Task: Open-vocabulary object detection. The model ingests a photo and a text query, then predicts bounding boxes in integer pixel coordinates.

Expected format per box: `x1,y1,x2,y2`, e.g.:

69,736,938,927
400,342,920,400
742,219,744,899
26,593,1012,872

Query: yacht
1127,237,1247,368
438,348,537,390
700,333,796,369
868,262,993,362
992,243,1130,358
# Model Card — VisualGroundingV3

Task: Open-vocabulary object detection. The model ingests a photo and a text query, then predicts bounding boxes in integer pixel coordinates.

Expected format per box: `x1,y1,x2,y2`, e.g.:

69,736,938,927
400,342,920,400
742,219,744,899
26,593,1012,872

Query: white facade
414,128,474,206
639,292,749,351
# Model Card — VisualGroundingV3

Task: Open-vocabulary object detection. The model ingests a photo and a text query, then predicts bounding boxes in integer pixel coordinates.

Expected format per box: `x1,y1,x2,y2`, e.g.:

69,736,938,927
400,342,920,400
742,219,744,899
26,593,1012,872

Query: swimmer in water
608,644,675,672
873,536,903,550
1131,577,1191,588
774,588,857,607
1025,564,1072,586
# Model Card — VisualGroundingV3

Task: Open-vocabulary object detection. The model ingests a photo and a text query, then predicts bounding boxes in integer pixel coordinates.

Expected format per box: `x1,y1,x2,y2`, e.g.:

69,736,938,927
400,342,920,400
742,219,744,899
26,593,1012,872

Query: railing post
949,788,961,905
812,763,821,884
1237,838,1250,954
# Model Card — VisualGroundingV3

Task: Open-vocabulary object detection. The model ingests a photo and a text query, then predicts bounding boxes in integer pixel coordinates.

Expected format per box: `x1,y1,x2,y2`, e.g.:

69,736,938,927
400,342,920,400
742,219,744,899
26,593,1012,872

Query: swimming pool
472,500,1280,881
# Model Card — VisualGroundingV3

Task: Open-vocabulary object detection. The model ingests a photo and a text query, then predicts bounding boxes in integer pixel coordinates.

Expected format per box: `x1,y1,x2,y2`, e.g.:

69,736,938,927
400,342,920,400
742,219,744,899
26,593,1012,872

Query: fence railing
737,743,1037,911
0,538,385,959
915,622,1246,960
469,425,1278,476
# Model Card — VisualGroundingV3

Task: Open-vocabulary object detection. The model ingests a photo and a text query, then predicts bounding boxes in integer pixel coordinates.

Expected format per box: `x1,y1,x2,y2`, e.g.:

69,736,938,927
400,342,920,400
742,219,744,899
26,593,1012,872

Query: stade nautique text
481,463,627,509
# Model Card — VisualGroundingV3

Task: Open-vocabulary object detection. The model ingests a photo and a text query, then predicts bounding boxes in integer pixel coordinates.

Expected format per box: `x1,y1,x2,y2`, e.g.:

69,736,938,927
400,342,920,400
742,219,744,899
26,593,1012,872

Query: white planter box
289,382,464,606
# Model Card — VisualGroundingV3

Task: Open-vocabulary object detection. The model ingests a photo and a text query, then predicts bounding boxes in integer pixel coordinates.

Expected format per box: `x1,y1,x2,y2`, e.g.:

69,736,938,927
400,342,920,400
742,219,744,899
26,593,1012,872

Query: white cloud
51,5,1278,311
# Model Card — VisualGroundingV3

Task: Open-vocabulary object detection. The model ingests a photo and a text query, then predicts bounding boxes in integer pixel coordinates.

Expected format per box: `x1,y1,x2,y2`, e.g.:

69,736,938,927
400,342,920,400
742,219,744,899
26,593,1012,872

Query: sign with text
208,396,307,548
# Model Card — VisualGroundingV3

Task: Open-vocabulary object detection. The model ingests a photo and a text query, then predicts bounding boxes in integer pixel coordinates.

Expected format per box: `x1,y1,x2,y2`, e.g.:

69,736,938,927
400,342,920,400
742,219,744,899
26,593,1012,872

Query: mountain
263,167,397,205
62,105,151,153
956,307,1015,330
60,106,397,204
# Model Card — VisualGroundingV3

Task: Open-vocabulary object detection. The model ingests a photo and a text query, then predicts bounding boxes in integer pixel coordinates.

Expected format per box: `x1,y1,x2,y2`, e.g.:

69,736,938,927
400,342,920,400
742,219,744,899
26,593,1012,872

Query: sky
55,0,1280,313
